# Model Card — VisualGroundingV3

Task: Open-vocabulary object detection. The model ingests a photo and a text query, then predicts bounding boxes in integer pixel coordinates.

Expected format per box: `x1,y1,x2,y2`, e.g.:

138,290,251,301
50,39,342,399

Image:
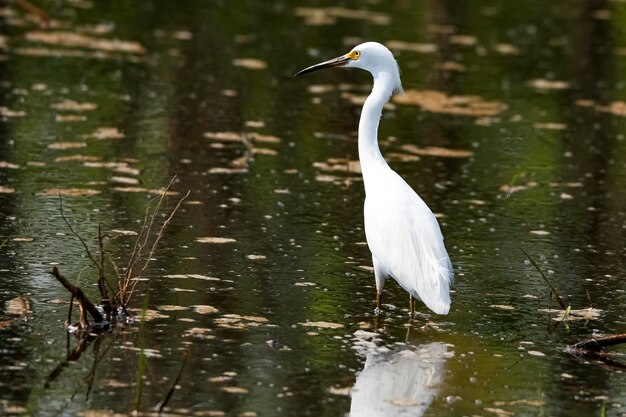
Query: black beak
295,55,351,76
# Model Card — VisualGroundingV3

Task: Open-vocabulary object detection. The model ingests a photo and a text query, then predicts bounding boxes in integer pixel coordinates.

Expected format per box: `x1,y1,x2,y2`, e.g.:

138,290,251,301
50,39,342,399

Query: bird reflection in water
350,341,450,417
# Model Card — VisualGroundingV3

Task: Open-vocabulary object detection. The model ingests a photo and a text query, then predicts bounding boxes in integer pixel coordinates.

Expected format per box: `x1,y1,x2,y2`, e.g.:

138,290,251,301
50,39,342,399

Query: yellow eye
347,50,360,60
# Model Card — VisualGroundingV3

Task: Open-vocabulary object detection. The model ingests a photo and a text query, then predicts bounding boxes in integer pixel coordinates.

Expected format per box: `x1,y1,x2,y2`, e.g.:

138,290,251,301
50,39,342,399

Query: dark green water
1,1,626,416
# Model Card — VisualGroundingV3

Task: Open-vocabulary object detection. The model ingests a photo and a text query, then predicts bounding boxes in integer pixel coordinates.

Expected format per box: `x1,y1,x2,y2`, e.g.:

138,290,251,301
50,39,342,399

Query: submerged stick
568,334,626,371
45,333,96,388
51,267,103,325
158,350,189,412
97,223,109,301
520,247,567,310
570,333,626,352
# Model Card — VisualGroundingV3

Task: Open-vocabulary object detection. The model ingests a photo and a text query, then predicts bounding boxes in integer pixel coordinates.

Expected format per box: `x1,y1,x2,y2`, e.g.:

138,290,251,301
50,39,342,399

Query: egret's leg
409,294,414,319
372,256,386,315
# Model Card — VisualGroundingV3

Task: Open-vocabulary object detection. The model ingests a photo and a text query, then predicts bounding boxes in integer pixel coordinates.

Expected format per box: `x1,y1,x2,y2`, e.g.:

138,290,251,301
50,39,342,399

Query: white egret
296,42,453,316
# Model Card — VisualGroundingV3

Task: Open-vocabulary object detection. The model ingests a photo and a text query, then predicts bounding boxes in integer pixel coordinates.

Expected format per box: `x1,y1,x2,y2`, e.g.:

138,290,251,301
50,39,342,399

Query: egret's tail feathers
418,258,451,315
412,230,453,315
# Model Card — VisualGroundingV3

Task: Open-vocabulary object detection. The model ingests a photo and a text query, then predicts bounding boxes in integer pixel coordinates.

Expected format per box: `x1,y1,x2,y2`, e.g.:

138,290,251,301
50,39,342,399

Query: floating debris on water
5,297,31,316
299,321,344,329
165,274,220,281
157,305,189,311
394,89,507,117
55,155,100,162
244,120,265,128
328,386,351,396
538,307,602,321
192,305,219,314
221,386,249,394
196,237,236,244
47,142,87,150
109,176,140,185
534,122,567,130
449,34,478,46
85,127,125,140
208,167,248,174
128,308,169,321
0,107,25,117
37,188,101,197
215,314,268,330
499,181,538,195
24,31,146,54
490,305,515,310
232,58,267,70
0,186,16,193
529,230,550,236
172,288,196,293
0,161,20,169
51,100,97,111
386,40,437,53
528,79,570,90
294,7,390,26
112,187,178,196
493,43,520,55
401,144,473,158
111,229,139,236
184,327,215,340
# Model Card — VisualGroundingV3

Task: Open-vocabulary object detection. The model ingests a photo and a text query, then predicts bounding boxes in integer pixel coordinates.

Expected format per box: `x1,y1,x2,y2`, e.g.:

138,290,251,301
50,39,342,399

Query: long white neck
358,72,394,186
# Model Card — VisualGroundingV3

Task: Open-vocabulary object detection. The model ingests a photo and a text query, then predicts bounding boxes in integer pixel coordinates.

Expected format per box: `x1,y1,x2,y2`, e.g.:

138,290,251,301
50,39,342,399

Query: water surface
1,1,626,416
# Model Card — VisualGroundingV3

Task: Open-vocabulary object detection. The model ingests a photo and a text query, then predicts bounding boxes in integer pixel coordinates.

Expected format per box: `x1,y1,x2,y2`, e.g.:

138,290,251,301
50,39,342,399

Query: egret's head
296,42,403,95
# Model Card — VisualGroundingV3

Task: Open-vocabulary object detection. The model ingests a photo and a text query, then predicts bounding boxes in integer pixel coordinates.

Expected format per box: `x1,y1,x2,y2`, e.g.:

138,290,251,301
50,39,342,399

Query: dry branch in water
118,178,190,305
51,267,104,328
51,178,189,331
570,333,626,352
568,333,626,371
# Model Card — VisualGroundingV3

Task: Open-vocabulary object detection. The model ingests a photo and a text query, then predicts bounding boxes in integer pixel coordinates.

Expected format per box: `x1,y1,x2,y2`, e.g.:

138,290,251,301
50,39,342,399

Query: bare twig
59,196,102,275
520,247,567,310
126,189,190,303
126,181,172,280
121,177,177,301
103,255,130,317
119,177,188,306
122,203,153,296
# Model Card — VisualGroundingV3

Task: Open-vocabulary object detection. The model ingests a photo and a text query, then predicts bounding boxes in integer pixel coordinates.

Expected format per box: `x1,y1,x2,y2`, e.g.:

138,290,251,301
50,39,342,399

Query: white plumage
297,42,453,315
